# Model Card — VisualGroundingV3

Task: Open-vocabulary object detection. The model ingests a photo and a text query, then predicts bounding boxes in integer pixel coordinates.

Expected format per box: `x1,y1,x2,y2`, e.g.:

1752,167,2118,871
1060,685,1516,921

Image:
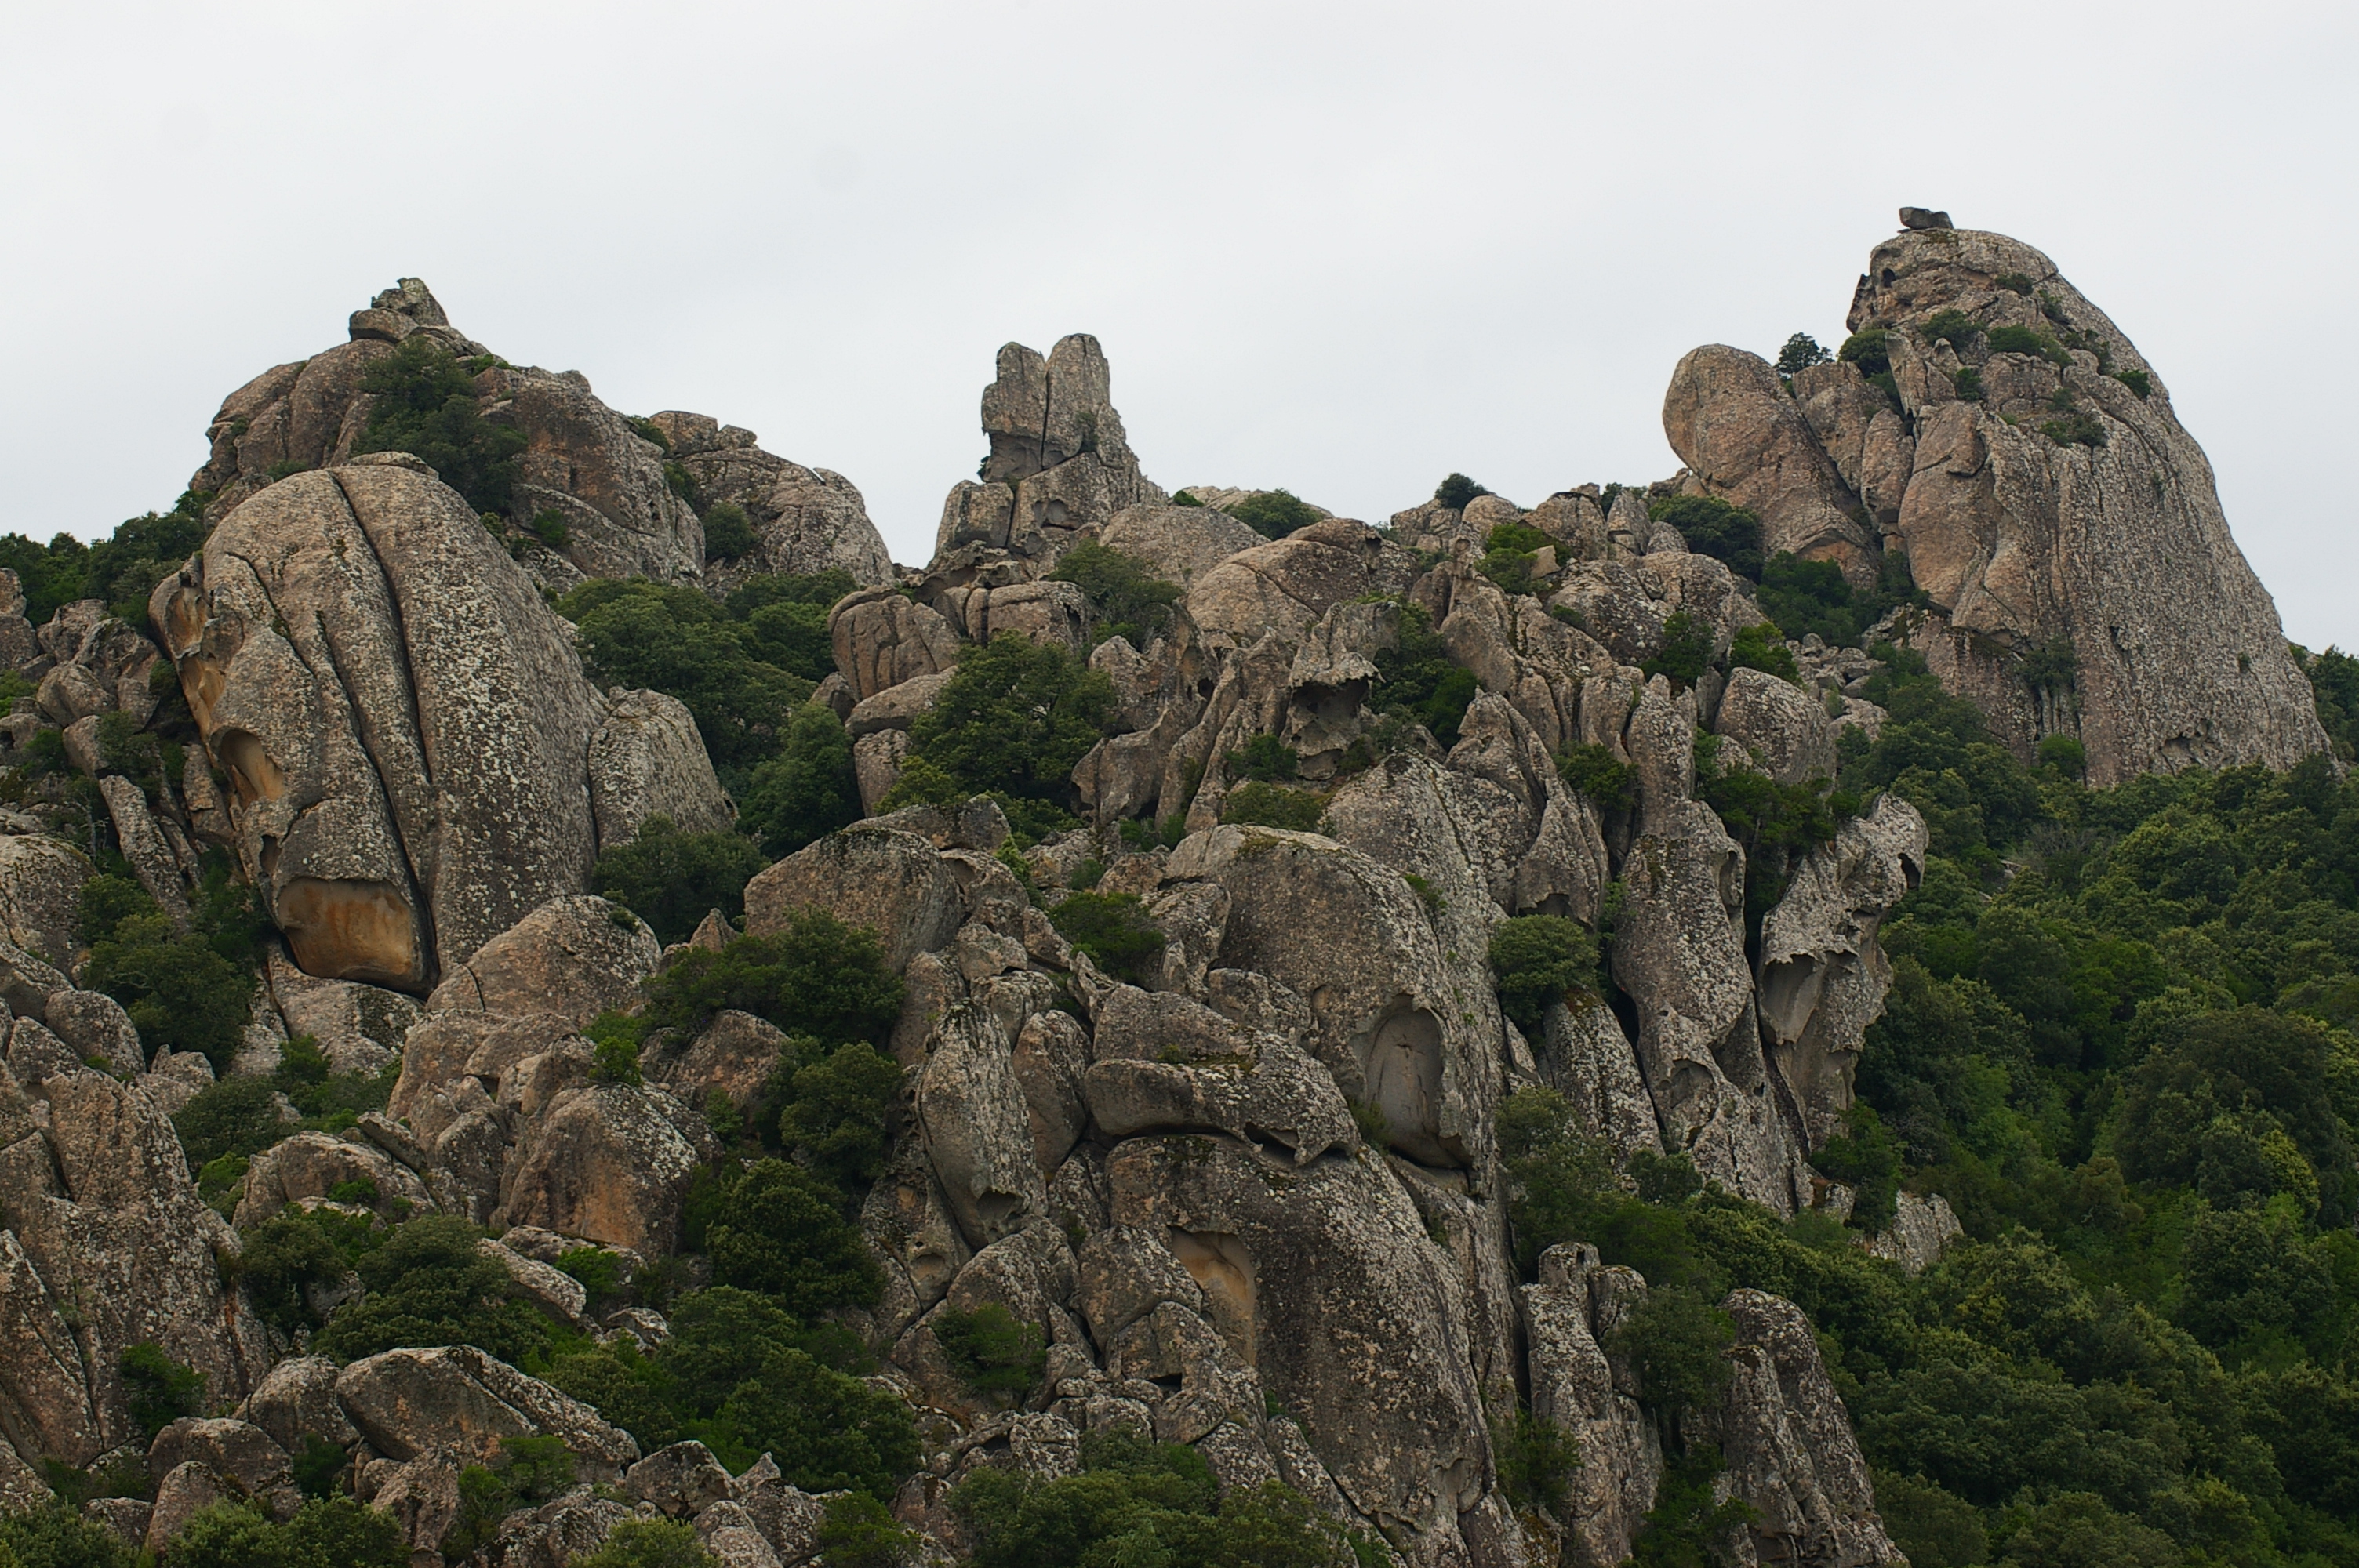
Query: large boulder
333,1345,639,1479
425,895,660,1027
742,826,961,971
1714,666,1837,786
1185,521,1416,644
1661,345,1878,585
1098,503,1264,587
0,836,91,968
151,463,609,991
499,1083,714,1254
587,689,736,845
644,410,894,586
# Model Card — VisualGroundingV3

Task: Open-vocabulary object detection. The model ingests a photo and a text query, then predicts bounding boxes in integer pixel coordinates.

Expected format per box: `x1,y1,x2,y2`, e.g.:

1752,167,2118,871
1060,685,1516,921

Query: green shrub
1647,495,1761,580
2112,368,2153,400
575,1519,721,1568
702,502,756,562
881,633,1115,837
561,579,812,776
167,1497,408,1568
1755,549,1921,649
955,1429,1365,1568
121,1343,205,1440
1485,521,1550,554
270,1033,397,1127
2037,734,2087,779
737,703,862,858
1049,542,1183,645
1985,324,2052,357
2040,408,2107,448
1996,272,2035,296
1950,366,1984,402
1489,916,1598,1033
1612,1287,1736,1423
83,909,255,1074
1494,1410,1579,1516
316,1215,553,1365
1220,781,1325,832
1644,610,1713,686
1049,892,1166,985
590,815,767,945
643,912,903,1044
1477,547,1536,597
1696,739,1841,929
1917,309,1982,348
1837,328,1892,376
1434,474,1491,510
1812,1105,1903,1227
934,1303,1047,1397
173,1076,289,1167
773,1040,903,1190
705,1159,881,1315
727,571,854,681
1171,489,1201,507
1229,489,1322,539
439,1436,576,1560
1370,603,1478,746
1775,334,1831,376
663,459,706,512
1726,622,1800,683
236,1212,350,1337
350,337,527,515
1629,1445,1754,1566
1228,732,1299,781
812,1493,921,1568
1558,743,1638,814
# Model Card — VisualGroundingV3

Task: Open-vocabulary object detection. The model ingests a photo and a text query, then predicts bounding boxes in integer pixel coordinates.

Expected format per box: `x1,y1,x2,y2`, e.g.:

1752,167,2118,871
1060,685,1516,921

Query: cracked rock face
150,464,721,990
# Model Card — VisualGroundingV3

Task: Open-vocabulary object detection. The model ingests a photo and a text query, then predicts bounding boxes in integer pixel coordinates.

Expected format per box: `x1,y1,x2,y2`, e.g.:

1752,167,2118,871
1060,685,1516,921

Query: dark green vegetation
1647,495,1762,580
165,1497,408,1568
576,1518,725,1567
1369,604,1478,747
1494,644,2359,1564
558,571,852,779
80,858,267,1074
1049,543,1183,646
1220,781,1325,832
351,337,529,516
1047,891,1165,986
1558,742,1638,815
881,632,1115,841
0,487,213,626
954,1429,1381,1568
1776,334,1832,376
1434,473,1492,510
1229,489,1323,539
701,501,757,563
1488,916,1599,1033
120,1344,205,1441
590,814,767,945
1754,550,1924,651
934,1303,1048,1399
1644,610,1714,686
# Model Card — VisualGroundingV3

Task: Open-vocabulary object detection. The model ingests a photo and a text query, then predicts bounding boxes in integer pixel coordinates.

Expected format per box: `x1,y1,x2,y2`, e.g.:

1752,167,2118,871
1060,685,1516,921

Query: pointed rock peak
1898,205,1954,230
978,332,1134,487
349,277,453,343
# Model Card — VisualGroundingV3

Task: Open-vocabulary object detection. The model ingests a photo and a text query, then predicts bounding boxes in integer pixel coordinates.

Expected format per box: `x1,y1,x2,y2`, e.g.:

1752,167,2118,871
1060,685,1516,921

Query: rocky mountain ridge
0,213,2320,1567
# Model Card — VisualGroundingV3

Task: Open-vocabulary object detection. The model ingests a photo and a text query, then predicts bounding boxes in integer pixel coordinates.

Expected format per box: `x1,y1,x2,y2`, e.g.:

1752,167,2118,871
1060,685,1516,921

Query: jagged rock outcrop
1666,223,2326,783
194,278,890,592
150,462,724,990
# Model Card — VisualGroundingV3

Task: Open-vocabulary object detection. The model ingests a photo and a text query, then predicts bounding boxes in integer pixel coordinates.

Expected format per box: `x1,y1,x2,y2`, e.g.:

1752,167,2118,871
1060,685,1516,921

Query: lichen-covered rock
236,1356,358,1456
232,1129,434,1227
425,895,660,1026
151,463,613,990
1186,521,1414,644
829,590,962,702
334,1345,639,1477
0,835,90,968
1521,1245,1659,1568
498,1084,714,1254
918,1002,1047,1249
642,1009,791,1116
1098,503,1264,586
1714,666,1837,787
646,409,894,586
587,688,735,845
1859,1190,1963,1275
743,825,961,971
1755,797,1926,1148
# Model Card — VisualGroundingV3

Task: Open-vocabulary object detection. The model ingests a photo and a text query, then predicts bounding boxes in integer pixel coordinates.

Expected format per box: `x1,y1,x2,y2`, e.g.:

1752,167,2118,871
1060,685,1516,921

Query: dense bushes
1048,891,1165,985
737,702,862,858
1754,550,1922,650
589,814,767,944
1488,916,1598,1033
1434,473,1491,510
315,1215,554,1363
351,337,528,516
954,1429,1373,1568
1228,489,1322,539
881,632,1114,840
1049,542,1182,645
642,910,904,1043
1647,495,1761,579
80,866,262,1073
1370,604,1478,746
168,1497,408,1568
1220,781,1325,831
1643,610,1713,687
0,488,213,627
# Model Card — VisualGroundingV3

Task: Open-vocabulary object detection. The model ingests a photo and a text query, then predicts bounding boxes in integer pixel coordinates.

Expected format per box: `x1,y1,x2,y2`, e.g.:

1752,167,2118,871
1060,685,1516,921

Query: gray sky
7,2,2354,646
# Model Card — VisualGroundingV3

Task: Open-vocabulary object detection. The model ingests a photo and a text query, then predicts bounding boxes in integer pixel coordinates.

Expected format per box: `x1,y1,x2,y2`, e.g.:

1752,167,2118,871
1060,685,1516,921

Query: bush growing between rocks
1725,622,1801,684
1219,782,1325,833
81,873,258,1074
1369,603,1478,746
1229,489,1323,539
2112,368,2153,400
1984,324,2052,358
562,579,813,778
1646,495,1761,581
351,337,529,516
1489,917,1599,1033
1048,891,1166,985
701,500,756,562
1049,541,1182,646
576,1519,721,1568
1775,333,1831,376
705,1158,881,1316
768,1037,903,1190
642,911,905,1045
1917,309,1982,349
812,1494,921,1568
315,1215,554,1365
1643,610,1713,687
1612,1287,1736,1431
440,1436,576,1561
121,1342,205,1441
737,702,863,859
0,1501,139,1567
173,1076,290,1167
1812,1105,1903,1228
1493,1410,1580,1517
1754,549,1921,651
881,632,1116,841
168,1497,408,1568
955,1429,1372,1568
1557,743,1638,815
590,815,767,945
1228,732,1299,782
1434,473,1492,510
1628,1444,1754,1567
934,1303,1047,1399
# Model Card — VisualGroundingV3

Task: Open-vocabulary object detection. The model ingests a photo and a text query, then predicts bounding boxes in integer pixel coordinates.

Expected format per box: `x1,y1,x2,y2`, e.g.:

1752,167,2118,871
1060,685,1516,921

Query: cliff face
0,220,2314,1566
1664,226,2325,786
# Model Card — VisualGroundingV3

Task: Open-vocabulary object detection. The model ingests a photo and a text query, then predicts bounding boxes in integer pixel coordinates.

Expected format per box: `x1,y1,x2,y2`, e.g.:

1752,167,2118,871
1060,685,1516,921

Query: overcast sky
5,2,2354,645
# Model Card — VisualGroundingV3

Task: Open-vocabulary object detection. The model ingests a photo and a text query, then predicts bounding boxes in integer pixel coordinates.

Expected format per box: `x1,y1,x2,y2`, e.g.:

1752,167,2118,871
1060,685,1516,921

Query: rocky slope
0,212,2313,1566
